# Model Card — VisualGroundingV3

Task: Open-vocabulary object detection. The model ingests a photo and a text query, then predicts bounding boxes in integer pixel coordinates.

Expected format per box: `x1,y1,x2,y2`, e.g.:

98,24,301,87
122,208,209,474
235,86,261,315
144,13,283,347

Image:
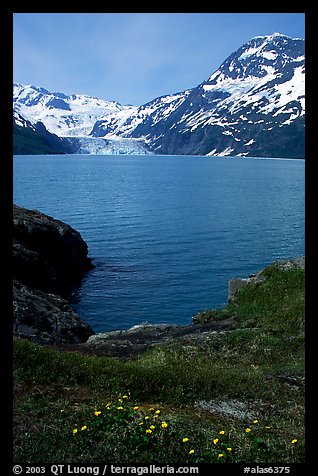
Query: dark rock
13,280,93,344
13,204,94,296
13,205,95,344
62,320,237,358
13,239,59,294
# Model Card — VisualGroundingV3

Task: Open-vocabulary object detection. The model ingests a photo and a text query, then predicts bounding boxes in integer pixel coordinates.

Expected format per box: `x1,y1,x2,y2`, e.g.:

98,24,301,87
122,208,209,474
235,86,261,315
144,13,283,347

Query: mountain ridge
13,32,305,158
13,110,72,155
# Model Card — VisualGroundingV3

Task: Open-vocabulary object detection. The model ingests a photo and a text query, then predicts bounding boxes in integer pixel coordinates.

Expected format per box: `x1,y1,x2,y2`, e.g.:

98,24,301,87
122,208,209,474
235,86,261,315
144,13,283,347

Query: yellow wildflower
161,422,168,428
150,425,155,430
81,426,87,431
118,399,122,402
117,406,124,410
245,428,251,433
153,414,159,418
189,450,195,455
213,438,219,444
182,438,189,443
133,406,139,410
265,425,271,429
219,430,225,435
145,416,150,420
94,411,101,416
155,410,161,414
72,428,78,434
227,448,232,452
146,429,152,434
149,407,155,411
122,395,128,399
253,419,259,424
291,439,298,444
218,454,224,458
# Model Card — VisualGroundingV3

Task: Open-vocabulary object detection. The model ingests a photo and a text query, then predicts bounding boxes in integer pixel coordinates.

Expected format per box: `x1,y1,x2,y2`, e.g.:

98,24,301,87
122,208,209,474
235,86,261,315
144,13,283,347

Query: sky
13,12,305,106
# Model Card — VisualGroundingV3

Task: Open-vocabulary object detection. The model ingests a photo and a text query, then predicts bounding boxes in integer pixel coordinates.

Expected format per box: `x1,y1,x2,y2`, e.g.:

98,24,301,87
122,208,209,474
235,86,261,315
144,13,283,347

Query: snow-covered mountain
13,84,151,154
92,33,305,158
13,33,305,158
13,84,132,137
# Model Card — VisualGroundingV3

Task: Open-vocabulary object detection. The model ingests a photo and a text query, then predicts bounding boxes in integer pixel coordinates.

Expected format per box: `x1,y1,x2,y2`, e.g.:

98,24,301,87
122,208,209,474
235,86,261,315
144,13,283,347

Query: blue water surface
13,155,305,332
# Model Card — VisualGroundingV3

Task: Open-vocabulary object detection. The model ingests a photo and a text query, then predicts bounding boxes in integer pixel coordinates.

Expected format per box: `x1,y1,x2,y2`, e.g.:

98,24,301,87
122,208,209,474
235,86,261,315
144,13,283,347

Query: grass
13,265,305,463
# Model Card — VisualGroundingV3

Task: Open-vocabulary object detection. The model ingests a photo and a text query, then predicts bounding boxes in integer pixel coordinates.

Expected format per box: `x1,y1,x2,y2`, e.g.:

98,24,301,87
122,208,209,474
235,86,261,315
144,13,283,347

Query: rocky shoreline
57,318,237,358
13,204,305,356
13,205,94,344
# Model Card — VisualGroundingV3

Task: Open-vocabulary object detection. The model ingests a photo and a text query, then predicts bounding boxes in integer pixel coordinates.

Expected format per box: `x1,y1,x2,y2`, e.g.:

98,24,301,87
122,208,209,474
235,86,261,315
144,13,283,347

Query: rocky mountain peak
206,33,304,85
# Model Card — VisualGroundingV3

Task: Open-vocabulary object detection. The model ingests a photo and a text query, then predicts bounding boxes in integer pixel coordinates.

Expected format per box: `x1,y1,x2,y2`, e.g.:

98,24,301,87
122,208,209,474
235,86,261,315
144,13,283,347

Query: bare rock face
13,280,93,344
228,273,266,301
13,205,95,344
13,205,94,296
75,320,236,358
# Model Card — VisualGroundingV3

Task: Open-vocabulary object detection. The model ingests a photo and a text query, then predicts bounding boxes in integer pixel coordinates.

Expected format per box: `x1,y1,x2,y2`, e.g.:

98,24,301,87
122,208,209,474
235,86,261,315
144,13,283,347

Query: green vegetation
13,123,69,155
13,265,305,463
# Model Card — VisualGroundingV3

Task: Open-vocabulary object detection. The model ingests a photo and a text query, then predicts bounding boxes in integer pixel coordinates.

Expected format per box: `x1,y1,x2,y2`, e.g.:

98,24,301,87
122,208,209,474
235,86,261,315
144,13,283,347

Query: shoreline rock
54,319,237,358
13,205,95,344
13,204,94,296
13,280,93,344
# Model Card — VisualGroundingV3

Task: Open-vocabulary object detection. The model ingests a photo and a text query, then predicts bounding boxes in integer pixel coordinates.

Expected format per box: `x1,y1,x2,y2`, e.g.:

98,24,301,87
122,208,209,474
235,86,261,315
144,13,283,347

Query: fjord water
13,155,305,333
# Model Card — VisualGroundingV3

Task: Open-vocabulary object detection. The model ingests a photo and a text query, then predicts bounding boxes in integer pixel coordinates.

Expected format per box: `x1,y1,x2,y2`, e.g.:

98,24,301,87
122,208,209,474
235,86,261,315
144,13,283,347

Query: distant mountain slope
13,33,305,158
13,86,150,155
13,84,133,137
13,111,72,155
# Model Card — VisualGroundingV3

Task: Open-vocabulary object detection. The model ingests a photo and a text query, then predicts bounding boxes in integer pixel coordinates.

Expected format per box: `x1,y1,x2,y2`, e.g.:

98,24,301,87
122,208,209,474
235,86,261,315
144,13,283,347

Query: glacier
65,136,152,155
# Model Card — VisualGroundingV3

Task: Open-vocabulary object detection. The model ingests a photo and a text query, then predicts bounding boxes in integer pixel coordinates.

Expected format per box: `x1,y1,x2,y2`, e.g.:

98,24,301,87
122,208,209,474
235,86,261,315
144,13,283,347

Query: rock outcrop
13,205,94,344
228,257,305,301
13,280,93,344
13,205,94,296
58,319,237,358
